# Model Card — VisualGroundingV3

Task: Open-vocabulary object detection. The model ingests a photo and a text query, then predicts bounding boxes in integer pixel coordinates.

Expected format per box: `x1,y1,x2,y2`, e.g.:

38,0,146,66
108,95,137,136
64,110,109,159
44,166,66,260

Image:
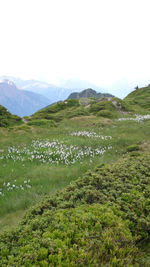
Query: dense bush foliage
27,119,56,127
22,153,150,241
0,152,150,265
65,106,89,118
126,144,140,152
28,97,134,124
0,204,137,266
29,99,81,122
34,99,79,115
97,109,114,118
89,100,116,113
0,105,22,127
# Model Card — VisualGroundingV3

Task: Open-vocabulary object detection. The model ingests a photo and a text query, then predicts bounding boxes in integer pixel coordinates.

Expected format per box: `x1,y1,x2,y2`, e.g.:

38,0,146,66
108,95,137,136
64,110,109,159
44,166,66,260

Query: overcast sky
0,0,150,89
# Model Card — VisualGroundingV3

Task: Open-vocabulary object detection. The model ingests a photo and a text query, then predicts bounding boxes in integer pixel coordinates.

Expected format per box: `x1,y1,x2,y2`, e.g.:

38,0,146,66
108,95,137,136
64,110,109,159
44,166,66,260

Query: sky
0,0,150,92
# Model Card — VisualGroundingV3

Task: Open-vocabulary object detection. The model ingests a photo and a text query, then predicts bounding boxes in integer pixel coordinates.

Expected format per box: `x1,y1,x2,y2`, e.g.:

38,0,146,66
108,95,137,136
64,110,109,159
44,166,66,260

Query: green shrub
22,153,150,241
0,105,22,127
127,144,140,152
37,100,79,115
65,99,79,107
27,119,56,127
97,109,114,118
0,204,137,265
0,152,150,265
16,124,31,131
89,100,115,113
0,119,9,127
66,107,89,118
90,102,105,112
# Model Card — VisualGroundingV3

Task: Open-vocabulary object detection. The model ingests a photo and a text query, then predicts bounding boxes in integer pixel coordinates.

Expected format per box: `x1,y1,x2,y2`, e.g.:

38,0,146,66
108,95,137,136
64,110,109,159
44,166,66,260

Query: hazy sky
0,0,150,88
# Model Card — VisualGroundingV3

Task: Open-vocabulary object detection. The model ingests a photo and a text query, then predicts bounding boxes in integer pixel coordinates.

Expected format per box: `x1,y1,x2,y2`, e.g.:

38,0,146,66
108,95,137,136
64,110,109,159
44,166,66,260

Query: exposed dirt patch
140,141,150,151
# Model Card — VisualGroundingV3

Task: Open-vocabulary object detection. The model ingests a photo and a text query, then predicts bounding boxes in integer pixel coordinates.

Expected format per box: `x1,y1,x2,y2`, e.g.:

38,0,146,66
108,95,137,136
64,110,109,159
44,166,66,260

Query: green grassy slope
27,97,131,124
0,105,22,127
124,85,150,111
0,86,150,265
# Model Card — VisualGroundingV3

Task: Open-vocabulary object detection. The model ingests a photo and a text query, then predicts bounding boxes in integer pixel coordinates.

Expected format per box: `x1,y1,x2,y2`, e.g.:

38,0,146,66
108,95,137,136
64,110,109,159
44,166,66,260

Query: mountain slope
28,95,131,124
0,76,107,104
68,88,113,99
0,76,79,104
124,85,150,110
0,80,50,117
15,79,72,103
0,104,22,127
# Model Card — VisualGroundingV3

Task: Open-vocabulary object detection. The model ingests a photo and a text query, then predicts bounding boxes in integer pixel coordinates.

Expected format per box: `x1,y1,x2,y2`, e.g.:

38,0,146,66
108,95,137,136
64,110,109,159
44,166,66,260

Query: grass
0,114,150,233
0,145,150,265
29,95,134,123
0,105,22,127
0,162,99,217
1,84,150,264
0,91,150,265
124,85,150,111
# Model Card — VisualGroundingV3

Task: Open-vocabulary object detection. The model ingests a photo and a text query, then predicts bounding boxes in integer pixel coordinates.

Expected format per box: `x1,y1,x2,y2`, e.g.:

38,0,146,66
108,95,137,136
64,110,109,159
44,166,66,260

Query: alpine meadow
0,85,150,266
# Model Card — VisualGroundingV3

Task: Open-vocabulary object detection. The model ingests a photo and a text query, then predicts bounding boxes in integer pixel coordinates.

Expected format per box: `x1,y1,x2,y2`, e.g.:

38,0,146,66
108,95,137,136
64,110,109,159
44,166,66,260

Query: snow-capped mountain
0,79,50,117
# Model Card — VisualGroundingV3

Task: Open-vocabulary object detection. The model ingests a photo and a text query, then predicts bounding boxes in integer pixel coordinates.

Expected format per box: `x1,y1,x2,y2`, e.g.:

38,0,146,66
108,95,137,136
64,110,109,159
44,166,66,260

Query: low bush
127,144,140,152
22,153,150,241
27,119,56,127
0,153,150,264
97,110,114,118
0,204,137,266
66,107,89,118
16,124,31,131
0,105,22,127
89,100,116,113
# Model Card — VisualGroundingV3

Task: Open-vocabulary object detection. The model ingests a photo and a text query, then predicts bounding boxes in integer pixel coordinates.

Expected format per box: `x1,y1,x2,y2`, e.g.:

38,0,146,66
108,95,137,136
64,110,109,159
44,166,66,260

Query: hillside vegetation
0,152,150,265
0,105,22,127
124,85,150,111
27,96,131,124
0,85,150,265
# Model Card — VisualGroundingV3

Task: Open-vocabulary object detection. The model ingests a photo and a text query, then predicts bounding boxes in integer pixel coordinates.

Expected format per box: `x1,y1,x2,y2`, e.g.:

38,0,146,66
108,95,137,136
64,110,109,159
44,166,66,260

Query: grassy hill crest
124,85,150,110
24,84,150,127
0,105,22,127
26,96,131,126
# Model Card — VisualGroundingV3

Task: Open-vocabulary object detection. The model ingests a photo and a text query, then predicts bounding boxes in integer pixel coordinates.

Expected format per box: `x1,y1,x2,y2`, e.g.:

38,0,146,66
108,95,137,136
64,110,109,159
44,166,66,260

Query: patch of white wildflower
70,131,112,139
0,179,31,197
117,114,150,122
1,139,112,165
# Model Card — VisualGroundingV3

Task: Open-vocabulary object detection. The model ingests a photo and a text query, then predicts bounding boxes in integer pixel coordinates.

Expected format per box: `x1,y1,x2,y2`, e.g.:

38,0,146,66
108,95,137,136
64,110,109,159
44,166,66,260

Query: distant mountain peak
0,79,16,87
68,88,113,100
0,80,50,117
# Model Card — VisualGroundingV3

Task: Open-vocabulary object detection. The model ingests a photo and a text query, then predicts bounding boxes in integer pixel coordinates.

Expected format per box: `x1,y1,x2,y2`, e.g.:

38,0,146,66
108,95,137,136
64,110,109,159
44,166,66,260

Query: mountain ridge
68,88,113,99
0,76,107,103
0,80,50,117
